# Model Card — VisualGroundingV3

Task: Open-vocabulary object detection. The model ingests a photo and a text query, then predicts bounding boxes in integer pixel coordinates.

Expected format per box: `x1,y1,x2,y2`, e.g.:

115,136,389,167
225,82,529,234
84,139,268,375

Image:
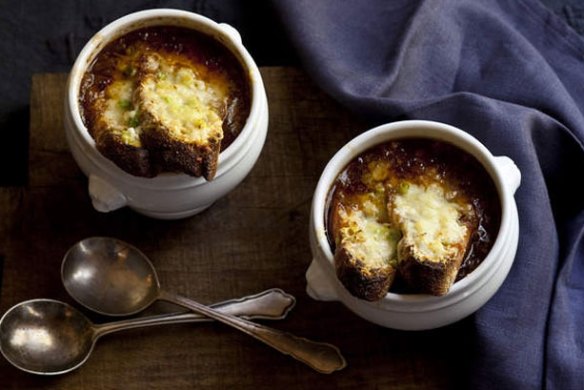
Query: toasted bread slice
331,195,400,301
135,54,227,180
390,182,476,295
91,79,154,177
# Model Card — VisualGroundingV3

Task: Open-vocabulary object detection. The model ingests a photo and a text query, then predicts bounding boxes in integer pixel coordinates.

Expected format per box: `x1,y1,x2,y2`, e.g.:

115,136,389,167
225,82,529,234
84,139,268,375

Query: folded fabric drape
271,0,584,388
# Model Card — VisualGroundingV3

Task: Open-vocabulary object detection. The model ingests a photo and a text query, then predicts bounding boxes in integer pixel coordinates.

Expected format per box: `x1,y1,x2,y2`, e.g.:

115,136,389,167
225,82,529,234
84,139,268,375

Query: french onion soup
79,26,251,180
327,138,501,300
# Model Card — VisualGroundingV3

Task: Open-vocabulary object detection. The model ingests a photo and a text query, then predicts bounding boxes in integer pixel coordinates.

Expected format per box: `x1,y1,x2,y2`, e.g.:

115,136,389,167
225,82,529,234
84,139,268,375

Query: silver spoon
0,292,294,375
62,237,347,374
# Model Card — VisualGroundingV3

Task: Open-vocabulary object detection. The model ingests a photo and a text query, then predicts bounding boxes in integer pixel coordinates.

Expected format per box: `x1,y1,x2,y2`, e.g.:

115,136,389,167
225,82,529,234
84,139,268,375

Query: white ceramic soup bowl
64,9,268,219
307,120,521,330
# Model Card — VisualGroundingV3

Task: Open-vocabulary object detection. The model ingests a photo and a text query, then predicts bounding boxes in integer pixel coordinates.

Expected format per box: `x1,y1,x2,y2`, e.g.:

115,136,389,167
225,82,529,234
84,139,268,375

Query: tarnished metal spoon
0,291,294,375
61,237,347,374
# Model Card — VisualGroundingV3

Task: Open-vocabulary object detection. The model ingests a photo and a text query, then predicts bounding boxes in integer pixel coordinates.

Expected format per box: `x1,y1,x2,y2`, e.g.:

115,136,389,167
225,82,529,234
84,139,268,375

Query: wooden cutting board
0,68,467,389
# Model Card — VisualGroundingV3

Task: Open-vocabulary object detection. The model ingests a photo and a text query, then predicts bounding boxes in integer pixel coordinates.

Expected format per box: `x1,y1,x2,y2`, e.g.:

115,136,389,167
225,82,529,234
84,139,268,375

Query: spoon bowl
0,299,95,375
62,236,159,315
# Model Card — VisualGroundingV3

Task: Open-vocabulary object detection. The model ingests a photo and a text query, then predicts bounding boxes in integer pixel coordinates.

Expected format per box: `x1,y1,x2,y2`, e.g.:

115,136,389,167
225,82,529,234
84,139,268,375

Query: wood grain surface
0,68,470,389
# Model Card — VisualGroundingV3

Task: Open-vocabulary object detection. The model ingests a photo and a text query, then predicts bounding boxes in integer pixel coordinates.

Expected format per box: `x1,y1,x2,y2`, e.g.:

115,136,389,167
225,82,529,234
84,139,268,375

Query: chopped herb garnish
118,99,132,110
398,181,410,195
388,228,402,243
127,114,140,128
123,65,136,78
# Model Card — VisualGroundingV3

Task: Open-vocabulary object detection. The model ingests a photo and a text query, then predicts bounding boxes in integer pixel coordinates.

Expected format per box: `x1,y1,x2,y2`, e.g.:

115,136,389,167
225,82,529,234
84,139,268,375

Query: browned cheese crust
330,195,397,301
334,247,396,301
93,130,153,177
134,54,223,180
396,235,470,296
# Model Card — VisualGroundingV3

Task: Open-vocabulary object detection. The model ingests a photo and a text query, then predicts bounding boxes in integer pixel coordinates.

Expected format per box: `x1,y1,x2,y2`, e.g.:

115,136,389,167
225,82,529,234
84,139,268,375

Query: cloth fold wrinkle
564,5,584,34
272,0,584,388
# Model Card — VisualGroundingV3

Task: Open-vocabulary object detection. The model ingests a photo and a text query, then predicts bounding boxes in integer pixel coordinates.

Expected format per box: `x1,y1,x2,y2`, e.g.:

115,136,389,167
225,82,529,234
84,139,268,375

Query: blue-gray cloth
272,0,584,388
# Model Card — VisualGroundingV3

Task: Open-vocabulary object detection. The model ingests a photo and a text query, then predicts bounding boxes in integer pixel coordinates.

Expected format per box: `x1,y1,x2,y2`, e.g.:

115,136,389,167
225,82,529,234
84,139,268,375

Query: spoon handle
211,288,295,320
94,289,295,337
161,292,347,374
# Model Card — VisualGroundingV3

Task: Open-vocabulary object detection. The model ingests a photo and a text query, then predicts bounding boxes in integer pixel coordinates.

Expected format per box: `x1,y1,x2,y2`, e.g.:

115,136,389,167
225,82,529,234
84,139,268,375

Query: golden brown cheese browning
390,182,476,296
328,139,500,300
79,26,251,180
135,53,227,179
331,193,400,301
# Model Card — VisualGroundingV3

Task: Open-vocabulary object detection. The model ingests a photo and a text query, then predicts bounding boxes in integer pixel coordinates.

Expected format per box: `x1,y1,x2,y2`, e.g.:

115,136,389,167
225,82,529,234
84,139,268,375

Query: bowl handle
306,259,339,302
494,156,521,194
88,175,127,212
219,23,242,44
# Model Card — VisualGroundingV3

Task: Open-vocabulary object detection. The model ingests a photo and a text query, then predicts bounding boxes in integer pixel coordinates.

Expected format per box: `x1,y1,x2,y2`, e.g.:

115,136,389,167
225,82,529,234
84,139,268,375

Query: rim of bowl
67,8,264,186
311,119,515,309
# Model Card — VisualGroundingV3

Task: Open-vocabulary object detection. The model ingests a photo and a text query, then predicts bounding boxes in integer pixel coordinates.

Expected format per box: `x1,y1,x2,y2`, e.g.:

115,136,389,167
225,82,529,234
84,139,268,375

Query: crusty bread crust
94,130,154,177
397,239,467,296
135,54,224,180
392,189,477,296
329,174,477,299
330,198,396,301
90,87,154,176
138,117,221,180
328,197,344,245
335,247,395,301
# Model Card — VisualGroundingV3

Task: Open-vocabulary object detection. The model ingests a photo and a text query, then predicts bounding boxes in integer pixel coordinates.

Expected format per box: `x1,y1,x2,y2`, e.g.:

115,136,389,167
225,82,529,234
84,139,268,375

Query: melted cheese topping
101,80,142,146
338,206,399,269
393,183,468,263
139,55,227,144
